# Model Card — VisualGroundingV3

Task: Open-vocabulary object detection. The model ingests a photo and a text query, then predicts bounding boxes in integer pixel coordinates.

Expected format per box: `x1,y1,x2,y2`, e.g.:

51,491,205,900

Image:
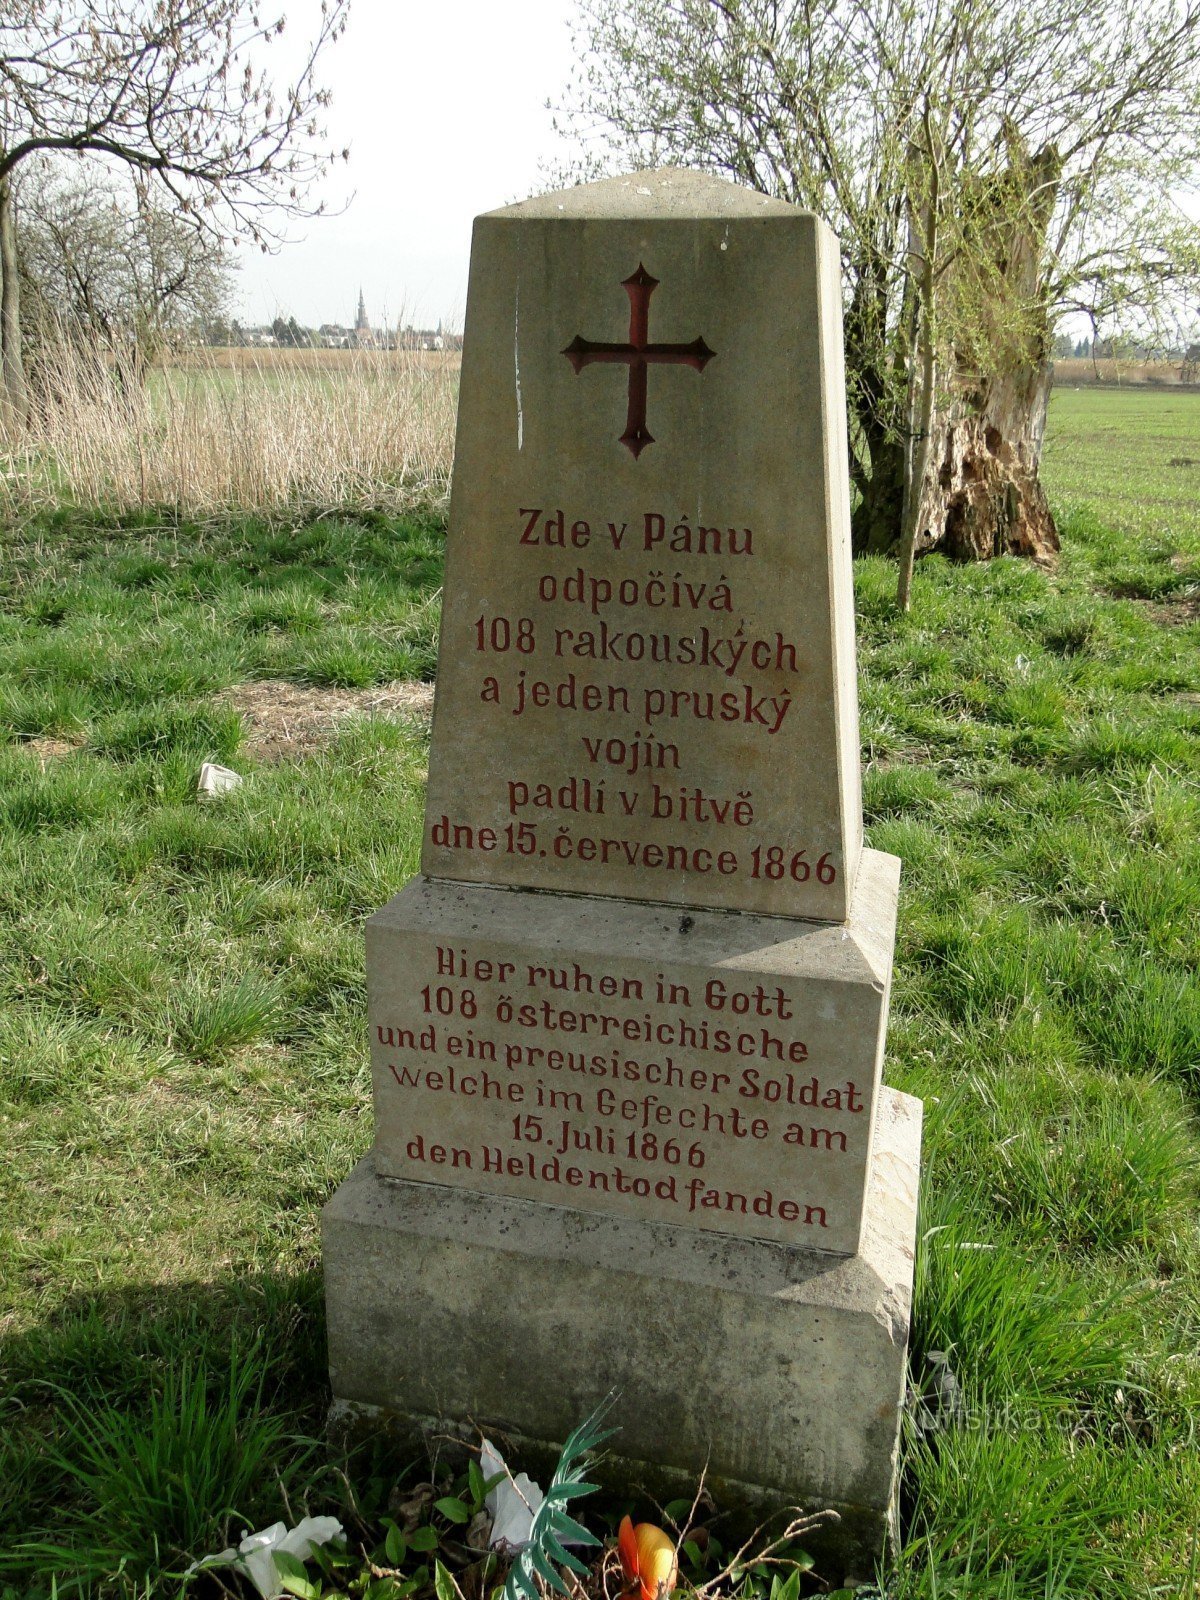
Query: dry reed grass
1,337,459,518
1054,356,1197,387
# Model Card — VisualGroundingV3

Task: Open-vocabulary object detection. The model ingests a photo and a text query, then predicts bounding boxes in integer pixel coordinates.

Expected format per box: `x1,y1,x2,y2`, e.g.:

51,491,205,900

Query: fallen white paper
481,1438,544,1551
188,1515,344,1598
197,761,243,795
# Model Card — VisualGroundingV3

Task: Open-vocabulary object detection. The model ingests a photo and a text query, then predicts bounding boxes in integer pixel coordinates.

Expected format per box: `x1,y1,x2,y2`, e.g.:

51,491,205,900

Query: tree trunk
846,253,911,558
897,110,941,611
855,132,1062,567
851,429,907,556
850,340,1058,566
0,173,29,432
913,360,1058,563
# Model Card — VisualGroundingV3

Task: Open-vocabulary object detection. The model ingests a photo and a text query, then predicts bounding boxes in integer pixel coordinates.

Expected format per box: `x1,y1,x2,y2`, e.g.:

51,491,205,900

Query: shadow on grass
0,1268,340,1592
2,507,447,602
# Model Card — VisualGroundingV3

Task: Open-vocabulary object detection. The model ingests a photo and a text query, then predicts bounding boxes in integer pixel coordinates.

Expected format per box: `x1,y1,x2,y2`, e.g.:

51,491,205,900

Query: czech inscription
425,503,843,902
422,204,862,921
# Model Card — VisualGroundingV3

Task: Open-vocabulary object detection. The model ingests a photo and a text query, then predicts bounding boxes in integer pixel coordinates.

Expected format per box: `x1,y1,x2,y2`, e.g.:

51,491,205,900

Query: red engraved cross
562,264,715,459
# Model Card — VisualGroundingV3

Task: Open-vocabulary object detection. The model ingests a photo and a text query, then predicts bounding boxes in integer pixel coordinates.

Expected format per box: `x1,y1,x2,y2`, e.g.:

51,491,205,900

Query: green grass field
1,387,1199,1597
1043,386,1200,547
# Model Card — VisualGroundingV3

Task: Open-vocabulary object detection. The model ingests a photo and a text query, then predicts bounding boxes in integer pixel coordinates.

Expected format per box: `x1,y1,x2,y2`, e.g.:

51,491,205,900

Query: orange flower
618,1515,678,1600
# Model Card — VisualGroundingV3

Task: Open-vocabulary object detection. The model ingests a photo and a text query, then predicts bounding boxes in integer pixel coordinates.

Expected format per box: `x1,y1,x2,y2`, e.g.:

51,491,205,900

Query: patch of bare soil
1141,593,1200,626
19,735,81,764
223,679,435,760
1110,571,1200,624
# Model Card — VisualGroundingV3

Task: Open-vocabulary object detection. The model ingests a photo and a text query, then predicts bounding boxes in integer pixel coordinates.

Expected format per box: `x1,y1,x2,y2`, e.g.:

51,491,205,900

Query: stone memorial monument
323,168,922,1582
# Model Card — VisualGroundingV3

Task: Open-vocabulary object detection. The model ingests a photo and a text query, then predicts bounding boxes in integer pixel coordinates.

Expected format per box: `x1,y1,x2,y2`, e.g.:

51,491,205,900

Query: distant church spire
355,288,368,332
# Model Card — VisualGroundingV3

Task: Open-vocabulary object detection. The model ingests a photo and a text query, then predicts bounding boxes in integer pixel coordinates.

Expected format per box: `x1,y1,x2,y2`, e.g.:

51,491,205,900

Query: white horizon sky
227,2,1183,341
233,0,585,331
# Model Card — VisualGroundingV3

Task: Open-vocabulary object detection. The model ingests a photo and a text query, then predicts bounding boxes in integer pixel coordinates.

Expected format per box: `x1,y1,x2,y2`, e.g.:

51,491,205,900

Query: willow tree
558,0,1200,584
0,0,349,426
19,163,233,368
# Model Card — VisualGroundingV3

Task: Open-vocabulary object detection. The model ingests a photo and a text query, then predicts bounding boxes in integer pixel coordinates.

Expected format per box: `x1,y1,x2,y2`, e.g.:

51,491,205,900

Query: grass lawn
1,387,1200,1596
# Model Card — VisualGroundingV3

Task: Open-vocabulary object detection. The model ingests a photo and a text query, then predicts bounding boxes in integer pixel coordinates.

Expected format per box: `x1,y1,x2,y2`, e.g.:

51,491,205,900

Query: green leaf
366,1580,414,1600
435,1496,471,1525
542,1532,589,1577
502,1394,617,1600
530,1546,571,1597
550,1393,620,1486
663,1498,693,1522
385,1524,408,1566
508,1556,538,1600
547,1510,599,1548
434,1559,459,1600
468,1459,487,1508
274,1549,321,1600
322,1541,355,1571
682,1541,704,1569
410,1525,440,1552
542,1480,599,1504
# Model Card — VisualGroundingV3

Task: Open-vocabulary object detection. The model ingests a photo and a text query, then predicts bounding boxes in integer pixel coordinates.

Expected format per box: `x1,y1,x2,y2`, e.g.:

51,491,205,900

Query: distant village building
352,289,378,349
212,292,461,352
395,319,462,352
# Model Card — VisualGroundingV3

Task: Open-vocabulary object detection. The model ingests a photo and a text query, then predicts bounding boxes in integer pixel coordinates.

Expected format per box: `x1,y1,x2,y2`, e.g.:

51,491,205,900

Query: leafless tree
0,0,349,424
558,0,1200,597
19,160,233,375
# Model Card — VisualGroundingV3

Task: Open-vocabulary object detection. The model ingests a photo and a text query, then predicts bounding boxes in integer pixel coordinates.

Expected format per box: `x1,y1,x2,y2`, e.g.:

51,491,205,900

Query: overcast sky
233,0,583,331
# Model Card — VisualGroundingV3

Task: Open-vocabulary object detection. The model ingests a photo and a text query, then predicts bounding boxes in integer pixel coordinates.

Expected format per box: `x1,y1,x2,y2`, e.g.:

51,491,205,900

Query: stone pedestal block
322,1087,920,1585
367,852,899,1258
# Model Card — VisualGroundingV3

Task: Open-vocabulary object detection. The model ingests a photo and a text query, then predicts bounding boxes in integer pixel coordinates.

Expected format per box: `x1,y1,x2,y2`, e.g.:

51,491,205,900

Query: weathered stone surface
323,1087,921,1586
323,169,921,1576
421,168,862,922
368,852,898,1257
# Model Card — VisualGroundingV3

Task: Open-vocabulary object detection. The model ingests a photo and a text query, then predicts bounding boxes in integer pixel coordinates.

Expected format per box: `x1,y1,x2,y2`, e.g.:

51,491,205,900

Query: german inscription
369,892,893,1256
